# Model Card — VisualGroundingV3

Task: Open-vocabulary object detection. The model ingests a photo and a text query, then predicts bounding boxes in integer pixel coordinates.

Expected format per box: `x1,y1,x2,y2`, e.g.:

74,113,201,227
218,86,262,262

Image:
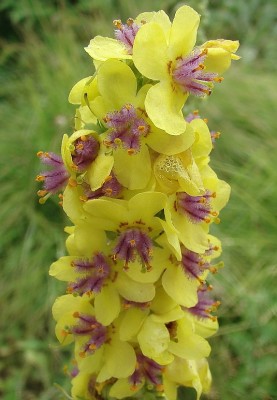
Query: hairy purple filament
129,353,164,389
105,104,149,154
181,246,210,281
70,313,107,356
172,49,219,96
114,18,140,54
176,191,215,223
83,173,122,200
36,151,69,194
113,228,153,270
69,253,110,295
72,135,100,171
187,286,220,320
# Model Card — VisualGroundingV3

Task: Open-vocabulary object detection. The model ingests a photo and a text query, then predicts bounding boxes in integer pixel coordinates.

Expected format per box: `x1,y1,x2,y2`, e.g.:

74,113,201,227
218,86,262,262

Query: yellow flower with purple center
132,5,239,135
88,59,194,190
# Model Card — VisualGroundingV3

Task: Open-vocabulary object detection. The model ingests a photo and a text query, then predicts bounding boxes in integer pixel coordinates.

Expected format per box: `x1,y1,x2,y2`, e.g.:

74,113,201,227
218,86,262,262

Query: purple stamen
175,190,216,223
114,18,140,54
82,173,122,200
113,228,153,270
129,353,164,389
68,253,110,295
105,104,149,154
36,151,69,195
185,110,201,122
70,313,107,357
172,49,219,96
181,246,210,281
186,285,220,320
72,135,100,171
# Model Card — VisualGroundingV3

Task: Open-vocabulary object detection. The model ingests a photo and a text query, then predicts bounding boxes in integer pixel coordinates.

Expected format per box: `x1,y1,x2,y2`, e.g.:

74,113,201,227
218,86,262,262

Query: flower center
68,252,110,295
113,228,153,270
186,285,220,321
114,18,140,54
175,190,217,223
104,104,150,154
81,173,122,201
181,246,210,282
70,312,107,357
72,135,100,171
129,353,164,392
36,151,69,203
172,49,222,96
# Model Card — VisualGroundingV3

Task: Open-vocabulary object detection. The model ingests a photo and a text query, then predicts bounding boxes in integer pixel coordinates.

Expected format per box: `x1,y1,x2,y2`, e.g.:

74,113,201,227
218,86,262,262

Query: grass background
0,0,276,399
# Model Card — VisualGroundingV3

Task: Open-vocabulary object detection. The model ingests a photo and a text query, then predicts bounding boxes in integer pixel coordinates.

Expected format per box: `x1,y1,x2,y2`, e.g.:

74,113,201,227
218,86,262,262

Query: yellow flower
83,191,167,272
137,309,210,366
132,5,239,135
84,10,172,61
164,172,230,253
89,59,194,189
164,357,212,400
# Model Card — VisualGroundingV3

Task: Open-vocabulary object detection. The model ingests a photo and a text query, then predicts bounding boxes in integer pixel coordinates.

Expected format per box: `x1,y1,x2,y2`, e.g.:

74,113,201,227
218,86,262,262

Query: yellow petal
85,36,132,61
128,191,167,221
98,339,136,380
119,308,148,341
113,144,151,190
86,153,114,191
145,81,187,135
169,5,200,58
137,316,173,365
97,59,137,109
95,284,121,326
147,123,195,155
109,378,143,399
203,39,240,74
190,118,213,160
63,185,84,223
68,76,92,104
115,273,155,303
49,256,77,281
133,22,169,80
162,265,199,307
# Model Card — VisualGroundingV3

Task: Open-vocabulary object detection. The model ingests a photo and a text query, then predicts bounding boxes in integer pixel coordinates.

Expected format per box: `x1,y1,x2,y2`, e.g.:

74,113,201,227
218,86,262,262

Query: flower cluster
37,5,239,400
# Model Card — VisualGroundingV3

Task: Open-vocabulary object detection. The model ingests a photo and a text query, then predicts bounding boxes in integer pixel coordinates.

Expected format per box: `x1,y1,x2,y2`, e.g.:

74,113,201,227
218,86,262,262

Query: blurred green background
0,0,276,399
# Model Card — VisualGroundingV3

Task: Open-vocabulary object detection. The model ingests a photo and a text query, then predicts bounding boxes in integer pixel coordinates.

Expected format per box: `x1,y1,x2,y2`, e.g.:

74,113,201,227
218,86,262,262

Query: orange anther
127,18,134,26
37,151,44,157
36,175,45,182
75,143,84,150
113,19,123,29
104,188,113,196
68,178,77,187
37,189,47,197
73,311,79,318
127,148,135,155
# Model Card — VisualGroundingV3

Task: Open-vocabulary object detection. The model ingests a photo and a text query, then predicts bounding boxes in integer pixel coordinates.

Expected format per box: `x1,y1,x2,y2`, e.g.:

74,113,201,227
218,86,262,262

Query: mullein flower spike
37,5,239,399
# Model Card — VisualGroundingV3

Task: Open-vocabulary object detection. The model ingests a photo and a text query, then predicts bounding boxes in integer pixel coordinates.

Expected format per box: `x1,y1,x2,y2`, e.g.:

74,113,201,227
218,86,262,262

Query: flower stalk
37,5,239,399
